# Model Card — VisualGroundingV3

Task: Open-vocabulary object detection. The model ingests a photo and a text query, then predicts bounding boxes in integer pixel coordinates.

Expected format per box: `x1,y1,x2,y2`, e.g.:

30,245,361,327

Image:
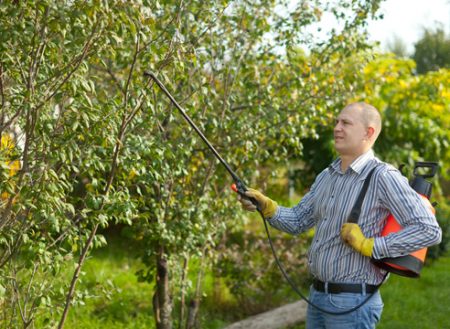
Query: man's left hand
341,223,374,257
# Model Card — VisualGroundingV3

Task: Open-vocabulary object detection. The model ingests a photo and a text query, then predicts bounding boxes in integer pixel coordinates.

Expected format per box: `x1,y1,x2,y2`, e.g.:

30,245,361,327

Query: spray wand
144,71,378,315
144,71,258,208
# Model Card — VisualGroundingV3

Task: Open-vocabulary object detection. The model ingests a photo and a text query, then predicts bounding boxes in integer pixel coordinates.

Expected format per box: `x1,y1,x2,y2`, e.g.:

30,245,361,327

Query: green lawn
60,237,155,329
56,237,450,329
376,256,450,329
291,256,450,329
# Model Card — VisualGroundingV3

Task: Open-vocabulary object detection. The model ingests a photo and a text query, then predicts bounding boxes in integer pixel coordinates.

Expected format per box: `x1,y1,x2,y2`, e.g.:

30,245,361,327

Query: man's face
333,106,369,157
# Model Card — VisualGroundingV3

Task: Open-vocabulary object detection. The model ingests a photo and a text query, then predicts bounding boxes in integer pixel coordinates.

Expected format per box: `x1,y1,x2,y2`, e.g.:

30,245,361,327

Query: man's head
333,102,382,158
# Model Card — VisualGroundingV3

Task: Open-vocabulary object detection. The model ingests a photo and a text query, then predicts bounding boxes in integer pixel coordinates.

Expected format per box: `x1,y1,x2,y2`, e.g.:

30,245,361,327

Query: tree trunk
178,257,189,329
154,247,172,329
185,299,199,329
185,249,205,329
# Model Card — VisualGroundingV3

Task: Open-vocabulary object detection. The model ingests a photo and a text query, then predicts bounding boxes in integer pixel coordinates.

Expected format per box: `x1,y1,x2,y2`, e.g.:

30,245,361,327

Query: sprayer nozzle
143,71,154,78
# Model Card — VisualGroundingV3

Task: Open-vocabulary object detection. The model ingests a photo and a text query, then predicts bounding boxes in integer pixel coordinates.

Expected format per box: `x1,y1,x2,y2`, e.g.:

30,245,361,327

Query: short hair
345,102,382,139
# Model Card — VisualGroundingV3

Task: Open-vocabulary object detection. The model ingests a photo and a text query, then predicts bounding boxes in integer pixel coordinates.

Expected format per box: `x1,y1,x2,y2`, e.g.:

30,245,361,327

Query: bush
215,216,311,318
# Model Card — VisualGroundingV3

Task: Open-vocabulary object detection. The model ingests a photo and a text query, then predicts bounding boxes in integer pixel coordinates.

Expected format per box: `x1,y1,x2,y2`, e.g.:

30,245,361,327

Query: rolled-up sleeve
372,168,442,259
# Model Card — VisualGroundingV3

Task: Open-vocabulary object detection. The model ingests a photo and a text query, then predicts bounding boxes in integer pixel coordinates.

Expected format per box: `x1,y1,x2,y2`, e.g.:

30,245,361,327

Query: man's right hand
237,188,278,219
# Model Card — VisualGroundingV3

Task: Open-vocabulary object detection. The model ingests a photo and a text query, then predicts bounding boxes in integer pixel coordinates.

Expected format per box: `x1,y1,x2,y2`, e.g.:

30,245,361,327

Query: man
238,102,442,329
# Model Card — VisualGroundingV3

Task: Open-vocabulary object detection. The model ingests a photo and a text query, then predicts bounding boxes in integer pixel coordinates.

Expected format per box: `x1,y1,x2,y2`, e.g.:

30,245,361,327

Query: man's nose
334,122,342,131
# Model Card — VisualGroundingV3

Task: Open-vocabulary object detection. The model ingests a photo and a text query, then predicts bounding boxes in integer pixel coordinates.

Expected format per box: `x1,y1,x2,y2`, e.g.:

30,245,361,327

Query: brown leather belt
313,280,378,294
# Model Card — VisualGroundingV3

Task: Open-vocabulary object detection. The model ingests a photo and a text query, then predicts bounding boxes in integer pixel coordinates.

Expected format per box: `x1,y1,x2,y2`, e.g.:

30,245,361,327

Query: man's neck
340,155,356,172
339,148,371,172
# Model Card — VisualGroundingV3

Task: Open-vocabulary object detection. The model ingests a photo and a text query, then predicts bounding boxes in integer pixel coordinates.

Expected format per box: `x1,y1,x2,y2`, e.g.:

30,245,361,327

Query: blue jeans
306,286,384,329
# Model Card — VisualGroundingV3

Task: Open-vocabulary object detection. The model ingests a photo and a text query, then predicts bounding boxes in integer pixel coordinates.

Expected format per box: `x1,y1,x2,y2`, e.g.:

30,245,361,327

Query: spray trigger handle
231,182,262,212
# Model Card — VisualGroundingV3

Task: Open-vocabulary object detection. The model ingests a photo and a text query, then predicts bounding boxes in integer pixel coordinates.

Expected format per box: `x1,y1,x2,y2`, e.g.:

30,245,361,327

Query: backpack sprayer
144,71,437,314
372,162,438,277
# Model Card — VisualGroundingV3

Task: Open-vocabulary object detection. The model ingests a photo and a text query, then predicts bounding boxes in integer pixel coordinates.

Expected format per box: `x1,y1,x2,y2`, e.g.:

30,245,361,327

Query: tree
386,34,409,58
359,55,450,169
413,27,450,74
0,1,385,328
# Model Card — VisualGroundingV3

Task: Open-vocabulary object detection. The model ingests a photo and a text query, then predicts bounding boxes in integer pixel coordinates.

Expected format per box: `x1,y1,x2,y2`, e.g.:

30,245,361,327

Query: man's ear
366,126,375,139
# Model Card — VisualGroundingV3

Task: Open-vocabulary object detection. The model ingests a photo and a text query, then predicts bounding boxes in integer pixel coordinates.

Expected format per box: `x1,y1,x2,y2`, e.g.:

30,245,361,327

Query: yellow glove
237,188,278,219
340,223,374,257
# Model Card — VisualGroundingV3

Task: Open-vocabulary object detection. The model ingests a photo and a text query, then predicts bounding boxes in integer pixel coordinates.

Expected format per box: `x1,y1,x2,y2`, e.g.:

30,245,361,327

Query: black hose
260,211,387,315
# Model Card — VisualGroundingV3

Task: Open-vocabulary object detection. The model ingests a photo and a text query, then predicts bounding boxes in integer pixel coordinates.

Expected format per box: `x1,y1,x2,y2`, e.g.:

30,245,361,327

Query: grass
289,255,450,329
49,233,450,329
57,234,232,329
62,236,156,329
376,256,450,329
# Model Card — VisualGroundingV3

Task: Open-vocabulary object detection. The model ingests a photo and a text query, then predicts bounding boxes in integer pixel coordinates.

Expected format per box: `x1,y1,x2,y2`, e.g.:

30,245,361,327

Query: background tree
386,34,409,57
412,26,450,74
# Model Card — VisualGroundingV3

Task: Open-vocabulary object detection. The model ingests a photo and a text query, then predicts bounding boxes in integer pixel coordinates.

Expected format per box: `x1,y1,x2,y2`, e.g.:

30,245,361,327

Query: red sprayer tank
372,162,438,278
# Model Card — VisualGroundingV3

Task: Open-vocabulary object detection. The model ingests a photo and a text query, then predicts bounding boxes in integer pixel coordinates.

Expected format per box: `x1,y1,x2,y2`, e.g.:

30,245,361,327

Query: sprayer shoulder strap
347,166,377,224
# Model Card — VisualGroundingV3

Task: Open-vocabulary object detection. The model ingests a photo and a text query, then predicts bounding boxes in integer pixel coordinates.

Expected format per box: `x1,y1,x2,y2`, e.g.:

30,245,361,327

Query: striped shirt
268,150,442,285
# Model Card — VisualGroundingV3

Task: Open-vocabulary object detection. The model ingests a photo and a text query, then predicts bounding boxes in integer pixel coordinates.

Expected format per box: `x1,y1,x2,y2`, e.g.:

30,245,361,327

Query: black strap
347,167,377,224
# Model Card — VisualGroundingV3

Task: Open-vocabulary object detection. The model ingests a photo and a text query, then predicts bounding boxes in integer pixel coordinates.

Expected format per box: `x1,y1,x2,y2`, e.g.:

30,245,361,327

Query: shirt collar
329,149,375,175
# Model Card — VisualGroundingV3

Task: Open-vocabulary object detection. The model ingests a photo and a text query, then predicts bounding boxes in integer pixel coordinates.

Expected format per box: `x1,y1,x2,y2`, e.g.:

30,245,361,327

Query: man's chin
334,142,344,150
334,144,347,155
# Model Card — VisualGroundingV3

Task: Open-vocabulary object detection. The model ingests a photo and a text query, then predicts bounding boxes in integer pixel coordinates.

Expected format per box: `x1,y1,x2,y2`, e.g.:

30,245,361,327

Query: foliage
385,34,409,58
360,55,450,172
0,0,410,328
215,218,311,316
412,27,450,74
0,2,124,328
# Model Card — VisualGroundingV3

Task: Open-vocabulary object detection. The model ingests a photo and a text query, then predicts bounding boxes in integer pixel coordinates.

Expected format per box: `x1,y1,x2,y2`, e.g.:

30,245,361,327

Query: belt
313,280,378,294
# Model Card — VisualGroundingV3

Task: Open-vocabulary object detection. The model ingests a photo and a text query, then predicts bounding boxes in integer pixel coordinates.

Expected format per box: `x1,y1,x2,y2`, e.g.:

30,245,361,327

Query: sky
366,0,450,53
293,0,450,54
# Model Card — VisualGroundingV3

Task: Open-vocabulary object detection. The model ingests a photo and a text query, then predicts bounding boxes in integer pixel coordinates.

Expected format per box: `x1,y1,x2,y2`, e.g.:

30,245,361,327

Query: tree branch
57,222,99,329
